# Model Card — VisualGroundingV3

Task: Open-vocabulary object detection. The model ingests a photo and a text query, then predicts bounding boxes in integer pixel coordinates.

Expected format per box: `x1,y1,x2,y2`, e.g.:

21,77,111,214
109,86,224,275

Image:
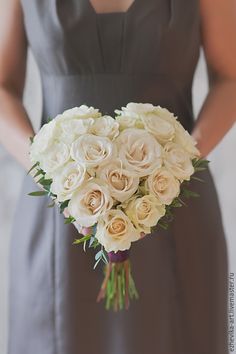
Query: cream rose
116,128,163,177
50,161,87,202
152,105,177,124
89,115,119,140
173,121,200,158
55,105,102,121
39,142,70,175
70,134,116,168
115,102,156,130
30,119,58,163
68,180,113,227
146,167,180,205
116,114,144,130
124,194,166,234
115,102,155,117
163,142,194,181
57,118,94,144
95,209,140,252
97,159,139,202
141,109,176,144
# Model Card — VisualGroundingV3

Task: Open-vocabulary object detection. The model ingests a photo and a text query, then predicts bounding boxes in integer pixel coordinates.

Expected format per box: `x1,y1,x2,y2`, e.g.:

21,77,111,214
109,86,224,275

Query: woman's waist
40,73,194,131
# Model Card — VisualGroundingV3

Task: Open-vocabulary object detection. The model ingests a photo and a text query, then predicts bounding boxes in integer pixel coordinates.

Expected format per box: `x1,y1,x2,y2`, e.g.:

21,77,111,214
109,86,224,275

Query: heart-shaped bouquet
28,102,209,311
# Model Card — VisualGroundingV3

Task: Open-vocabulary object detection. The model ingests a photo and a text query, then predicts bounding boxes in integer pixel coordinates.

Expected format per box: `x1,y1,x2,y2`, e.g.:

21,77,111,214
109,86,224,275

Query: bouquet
28,102,209,311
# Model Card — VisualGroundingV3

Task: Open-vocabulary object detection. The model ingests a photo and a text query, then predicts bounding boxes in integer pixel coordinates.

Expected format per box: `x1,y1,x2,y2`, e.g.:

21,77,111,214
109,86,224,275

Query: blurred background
0,49,236,354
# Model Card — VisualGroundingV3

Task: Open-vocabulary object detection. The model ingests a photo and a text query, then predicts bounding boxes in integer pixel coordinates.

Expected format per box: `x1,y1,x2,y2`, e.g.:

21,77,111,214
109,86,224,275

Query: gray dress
8,1,229,353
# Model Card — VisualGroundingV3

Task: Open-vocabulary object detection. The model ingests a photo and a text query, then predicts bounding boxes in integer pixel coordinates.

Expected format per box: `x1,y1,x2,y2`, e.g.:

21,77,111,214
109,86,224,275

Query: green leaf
191,176,205,183
192,158,210,168
27,162,39,175
93,258,101,269
41,178,52,186
47,201,56,208
102,252,108,264
37,177,52,186
177,196,188,206
192,157,198,165
182,189,200,198
95,250,103,261
73,234,91,245
64,216,76,224
28,190,48,196
91,239,99,249
33,169,44,178
158,221,169,230
199,159,210,166
44,186,52,193
89,236,95,247
171,198,182,208
194,166,207,172
83,240,87,252
59,200,70,213
193,158,210,172
93,246,107,268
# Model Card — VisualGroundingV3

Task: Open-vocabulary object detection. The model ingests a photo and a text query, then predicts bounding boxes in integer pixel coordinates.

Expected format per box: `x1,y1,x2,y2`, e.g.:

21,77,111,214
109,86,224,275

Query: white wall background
0,50,236,354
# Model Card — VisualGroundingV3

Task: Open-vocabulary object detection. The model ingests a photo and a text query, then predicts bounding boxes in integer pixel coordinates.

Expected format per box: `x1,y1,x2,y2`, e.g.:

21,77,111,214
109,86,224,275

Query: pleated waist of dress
40,73,195,132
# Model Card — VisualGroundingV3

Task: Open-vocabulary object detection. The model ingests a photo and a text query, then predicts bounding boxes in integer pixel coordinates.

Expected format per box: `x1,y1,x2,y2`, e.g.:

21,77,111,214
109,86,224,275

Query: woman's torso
20,0,201,130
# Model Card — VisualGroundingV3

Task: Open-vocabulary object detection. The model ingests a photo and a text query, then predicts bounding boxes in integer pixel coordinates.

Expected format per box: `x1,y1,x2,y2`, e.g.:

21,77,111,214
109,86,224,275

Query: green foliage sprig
192,157,210,172
73,230,108,268
28,166,54,200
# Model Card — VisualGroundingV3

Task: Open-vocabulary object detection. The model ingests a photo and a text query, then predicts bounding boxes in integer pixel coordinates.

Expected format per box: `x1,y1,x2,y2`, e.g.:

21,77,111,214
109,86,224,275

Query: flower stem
96,253,139,311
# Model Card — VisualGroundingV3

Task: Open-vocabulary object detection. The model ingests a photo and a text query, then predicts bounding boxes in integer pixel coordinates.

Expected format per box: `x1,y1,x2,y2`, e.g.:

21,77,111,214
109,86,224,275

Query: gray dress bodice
21,0,200,130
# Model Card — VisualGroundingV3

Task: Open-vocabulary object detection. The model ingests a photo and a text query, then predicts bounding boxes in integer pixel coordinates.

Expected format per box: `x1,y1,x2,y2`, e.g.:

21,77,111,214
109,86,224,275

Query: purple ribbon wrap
108,250,130,263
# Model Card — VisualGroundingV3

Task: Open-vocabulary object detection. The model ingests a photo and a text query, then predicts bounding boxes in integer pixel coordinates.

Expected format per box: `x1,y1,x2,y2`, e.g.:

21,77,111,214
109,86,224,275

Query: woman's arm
0,0,34,170
191,0,236,158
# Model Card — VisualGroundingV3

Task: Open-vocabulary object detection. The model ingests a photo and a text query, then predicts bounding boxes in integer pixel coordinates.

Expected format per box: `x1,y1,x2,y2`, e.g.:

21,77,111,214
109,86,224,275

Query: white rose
70,134,116,168
55,105,102,121
50,161,87,202
163,142,194,181
152,105,177,124
115,102,156,130
30,119,58,163
115,102,155,117
124,194,166,234
68,179,113,227
115,114,140,130
173,121,200,158
89,115,119,140
57,118,94,144
97,159,139,202
116,128,163,177
141,108,176,144
146,167,180,205
95,209,140,252
39,142,70,175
